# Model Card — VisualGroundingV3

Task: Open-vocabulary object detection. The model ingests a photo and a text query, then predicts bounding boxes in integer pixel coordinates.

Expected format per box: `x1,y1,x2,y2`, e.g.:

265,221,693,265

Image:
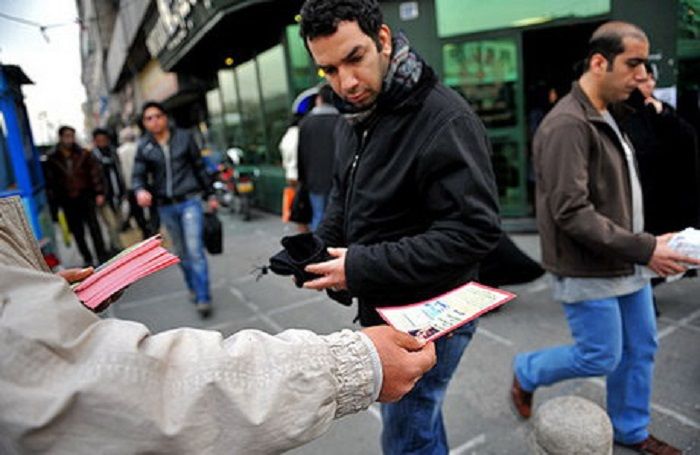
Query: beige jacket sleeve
0,265,376,454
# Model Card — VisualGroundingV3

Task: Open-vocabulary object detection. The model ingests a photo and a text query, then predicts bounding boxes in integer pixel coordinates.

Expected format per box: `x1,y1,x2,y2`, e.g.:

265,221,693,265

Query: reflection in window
258,45,291,164
218,69,244,148
443,40,518,127
286,24,320,96
237,59,266,163
205,88,226,153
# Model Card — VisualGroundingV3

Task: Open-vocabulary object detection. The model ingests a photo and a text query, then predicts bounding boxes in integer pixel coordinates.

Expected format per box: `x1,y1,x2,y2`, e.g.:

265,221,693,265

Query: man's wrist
357,331,383,402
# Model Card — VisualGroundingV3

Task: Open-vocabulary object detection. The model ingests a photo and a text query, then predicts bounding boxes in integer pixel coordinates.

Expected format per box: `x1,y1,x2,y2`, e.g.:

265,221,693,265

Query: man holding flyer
298,0,501,452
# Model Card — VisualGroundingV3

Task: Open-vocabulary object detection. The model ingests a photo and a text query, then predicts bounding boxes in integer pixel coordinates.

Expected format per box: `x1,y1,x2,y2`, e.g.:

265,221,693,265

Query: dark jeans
61,194,108,265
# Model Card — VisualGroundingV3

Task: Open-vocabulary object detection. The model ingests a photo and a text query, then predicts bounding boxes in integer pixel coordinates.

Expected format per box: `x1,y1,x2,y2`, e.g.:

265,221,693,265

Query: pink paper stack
74,235,180,310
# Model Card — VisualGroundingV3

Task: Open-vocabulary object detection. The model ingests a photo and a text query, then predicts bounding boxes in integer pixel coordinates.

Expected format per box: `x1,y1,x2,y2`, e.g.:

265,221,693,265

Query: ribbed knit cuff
321,329,377,418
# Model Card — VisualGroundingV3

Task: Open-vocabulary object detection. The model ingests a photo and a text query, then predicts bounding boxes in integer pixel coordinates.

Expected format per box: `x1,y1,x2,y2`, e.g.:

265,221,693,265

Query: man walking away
44,125,109,266
299,1,501,452
510,22,700,455
297,84,341,231
132,101,218,318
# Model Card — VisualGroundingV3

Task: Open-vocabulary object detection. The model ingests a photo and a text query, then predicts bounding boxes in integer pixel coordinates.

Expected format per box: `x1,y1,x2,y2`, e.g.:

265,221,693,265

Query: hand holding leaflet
377,282,515,342
73,235,180,311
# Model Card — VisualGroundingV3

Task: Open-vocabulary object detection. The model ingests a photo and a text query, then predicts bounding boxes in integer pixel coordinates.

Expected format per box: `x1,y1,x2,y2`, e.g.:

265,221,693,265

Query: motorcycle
213,147,257,221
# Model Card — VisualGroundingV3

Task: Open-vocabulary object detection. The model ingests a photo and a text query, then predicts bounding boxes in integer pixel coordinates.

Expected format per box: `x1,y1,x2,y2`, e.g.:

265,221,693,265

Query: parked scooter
214,147,257,221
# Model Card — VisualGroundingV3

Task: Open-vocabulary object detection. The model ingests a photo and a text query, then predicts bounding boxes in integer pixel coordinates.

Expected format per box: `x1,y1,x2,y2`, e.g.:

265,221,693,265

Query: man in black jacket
299,1,501,452
92,128,125,253
132,101,217,317
297,84,341,231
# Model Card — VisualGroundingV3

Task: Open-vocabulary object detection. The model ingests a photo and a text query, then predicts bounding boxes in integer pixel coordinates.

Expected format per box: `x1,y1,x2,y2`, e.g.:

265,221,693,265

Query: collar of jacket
570,81,634,125
143,127,174,148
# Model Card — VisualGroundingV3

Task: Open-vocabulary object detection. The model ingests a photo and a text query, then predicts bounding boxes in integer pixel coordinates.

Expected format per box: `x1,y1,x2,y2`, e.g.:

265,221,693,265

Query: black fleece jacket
317,65,501,326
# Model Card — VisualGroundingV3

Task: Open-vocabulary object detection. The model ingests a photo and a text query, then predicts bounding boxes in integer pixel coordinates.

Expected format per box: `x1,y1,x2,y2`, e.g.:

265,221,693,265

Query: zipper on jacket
343,129,368,236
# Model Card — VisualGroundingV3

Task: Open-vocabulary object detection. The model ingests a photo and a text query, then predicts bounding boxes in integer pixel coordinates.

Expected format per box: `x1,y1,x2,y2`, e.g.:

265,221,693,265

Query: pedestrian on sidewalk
117,125,158,239
297,84,341,231
0,194,436,454
510,22,700,455
299,1,501,453
44,125,109,266
132,101,218,318
91,127,125,253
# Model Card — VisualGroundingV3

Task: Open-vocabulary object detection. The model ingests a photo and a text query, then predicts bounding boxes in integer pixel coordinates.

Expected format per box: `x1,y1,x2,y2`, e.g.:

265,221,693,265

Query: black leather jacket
132,128,213,203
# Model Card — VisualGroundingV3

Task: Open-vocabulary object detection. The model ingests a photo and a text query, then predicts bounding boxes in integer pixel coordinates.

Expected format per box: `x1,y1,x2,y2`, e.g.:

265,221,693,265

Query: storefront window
285,24,320,96
443,39,518,127
435,0,610,38
236,59,266,163
205,88,226,154
258,45,291,164
217,69,244,148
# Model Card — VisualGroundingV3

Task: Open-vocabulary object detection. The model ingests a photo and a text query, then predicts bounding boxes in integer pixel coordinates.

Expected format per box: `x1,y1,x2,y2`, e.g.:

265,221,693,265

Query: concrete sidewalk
65,210,700,454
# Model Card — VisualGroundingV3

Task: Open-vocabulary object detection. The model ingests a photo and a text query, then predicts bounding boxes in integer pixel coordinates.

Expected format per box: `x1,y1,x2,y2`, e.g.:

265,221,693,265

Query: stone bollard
529,396,613,455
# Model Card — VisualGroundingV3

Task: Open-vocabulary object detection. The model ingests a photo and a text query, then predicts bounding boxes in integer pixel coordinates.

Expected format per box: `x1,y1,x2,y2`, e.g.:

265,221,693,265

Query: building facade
78,0,698,216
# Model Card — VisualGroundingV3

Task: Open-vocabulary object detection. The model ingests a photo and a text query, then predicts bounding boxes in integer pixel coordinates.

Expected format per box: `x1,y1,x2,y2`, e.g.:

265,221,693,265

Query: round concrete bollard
529,396,613,455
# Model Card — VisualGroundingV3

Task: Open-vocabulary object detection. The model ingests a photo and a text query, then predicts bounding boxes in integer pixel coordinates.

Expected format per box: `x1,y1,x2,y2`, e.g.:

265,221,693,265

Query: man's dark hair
92,127,110,139
317,84,335,104
141,100,167,119
299,0,384,49
57,125,75,137
584,21,647,72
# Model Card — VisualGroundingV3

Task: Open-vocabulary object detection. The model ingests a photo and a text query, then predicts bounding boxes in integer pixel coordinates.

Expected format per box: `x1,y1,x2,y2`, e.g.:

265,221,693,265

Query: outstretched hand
57,267,125,311
361,326,436,402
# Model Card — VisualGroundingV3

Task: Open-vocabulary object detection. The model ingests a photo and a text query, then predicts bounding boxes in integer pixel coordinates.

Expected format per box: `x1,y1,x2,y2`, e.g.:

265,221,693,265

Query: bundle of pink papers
74,235,180,310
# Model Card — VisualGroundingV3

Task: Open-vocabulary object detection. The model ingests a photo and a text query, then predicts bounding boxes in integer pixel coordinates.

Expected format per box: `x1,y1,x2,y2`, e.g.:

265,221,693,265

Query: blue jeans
381,321,477,454
514,284,657,444
309,192,328,232
158,198,211,303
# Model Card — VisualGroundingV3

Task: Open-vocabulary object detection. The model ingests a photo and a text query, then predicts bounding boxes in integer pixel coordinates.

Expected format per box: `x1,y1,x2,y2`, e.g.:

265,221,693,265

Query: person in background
510,22,700,455
0,194,436,454
117,125,157,239
91,127,125,253
299,1,501,452
44,125,109,266
297,84,341,231
621,64,700,238
132,101,217,318
279,112,310,232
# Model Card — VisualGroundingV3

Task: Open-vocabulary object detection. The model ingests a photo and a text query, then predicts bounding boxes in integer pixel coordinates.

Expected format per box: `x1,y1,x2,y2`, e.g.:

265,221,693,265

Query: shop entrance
521,21,602,205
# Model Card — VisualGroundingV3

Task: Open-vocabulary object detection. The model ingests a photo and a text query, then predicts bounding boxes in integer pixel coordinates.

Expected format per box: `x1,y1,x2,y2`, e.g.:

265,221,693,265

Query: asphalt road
59,209,700,454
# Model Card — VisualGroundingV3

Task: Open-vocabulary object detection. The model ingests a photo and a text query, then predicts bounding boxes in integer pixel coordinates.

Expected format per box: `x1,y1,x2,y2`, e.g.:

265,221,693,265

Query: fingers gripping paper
73,235,180,310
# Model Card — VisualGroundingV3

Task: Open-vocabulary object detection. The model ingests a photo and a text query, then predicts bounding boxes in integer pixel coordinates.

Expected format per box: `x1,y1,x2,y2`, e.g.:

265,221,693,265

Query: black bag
289,185,312,224
478,234,544,287
203,212,223,255
267,233,352,306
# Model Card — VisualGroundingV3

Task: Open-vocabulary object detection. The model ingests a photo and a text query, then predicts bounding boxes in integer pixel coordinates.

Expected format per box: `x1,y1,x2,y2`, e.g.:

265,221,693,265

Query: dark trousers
62,194,108,264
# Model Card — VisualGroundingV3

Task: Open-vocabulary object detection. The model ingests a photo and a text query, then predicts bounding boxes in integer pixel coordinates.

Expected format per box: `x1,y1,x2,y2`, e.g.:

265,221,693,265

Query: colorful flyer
377,282,516,342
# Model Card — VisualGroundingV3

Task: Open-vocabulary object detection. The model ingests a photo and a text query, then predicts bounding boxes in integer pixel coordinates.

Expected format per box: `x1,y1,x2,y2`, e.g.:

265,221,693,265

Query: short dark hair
317,84,335,104
92,127,110,139
584,21,647,72
299,0,384,49
141,100,167,119
57,125,75,137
